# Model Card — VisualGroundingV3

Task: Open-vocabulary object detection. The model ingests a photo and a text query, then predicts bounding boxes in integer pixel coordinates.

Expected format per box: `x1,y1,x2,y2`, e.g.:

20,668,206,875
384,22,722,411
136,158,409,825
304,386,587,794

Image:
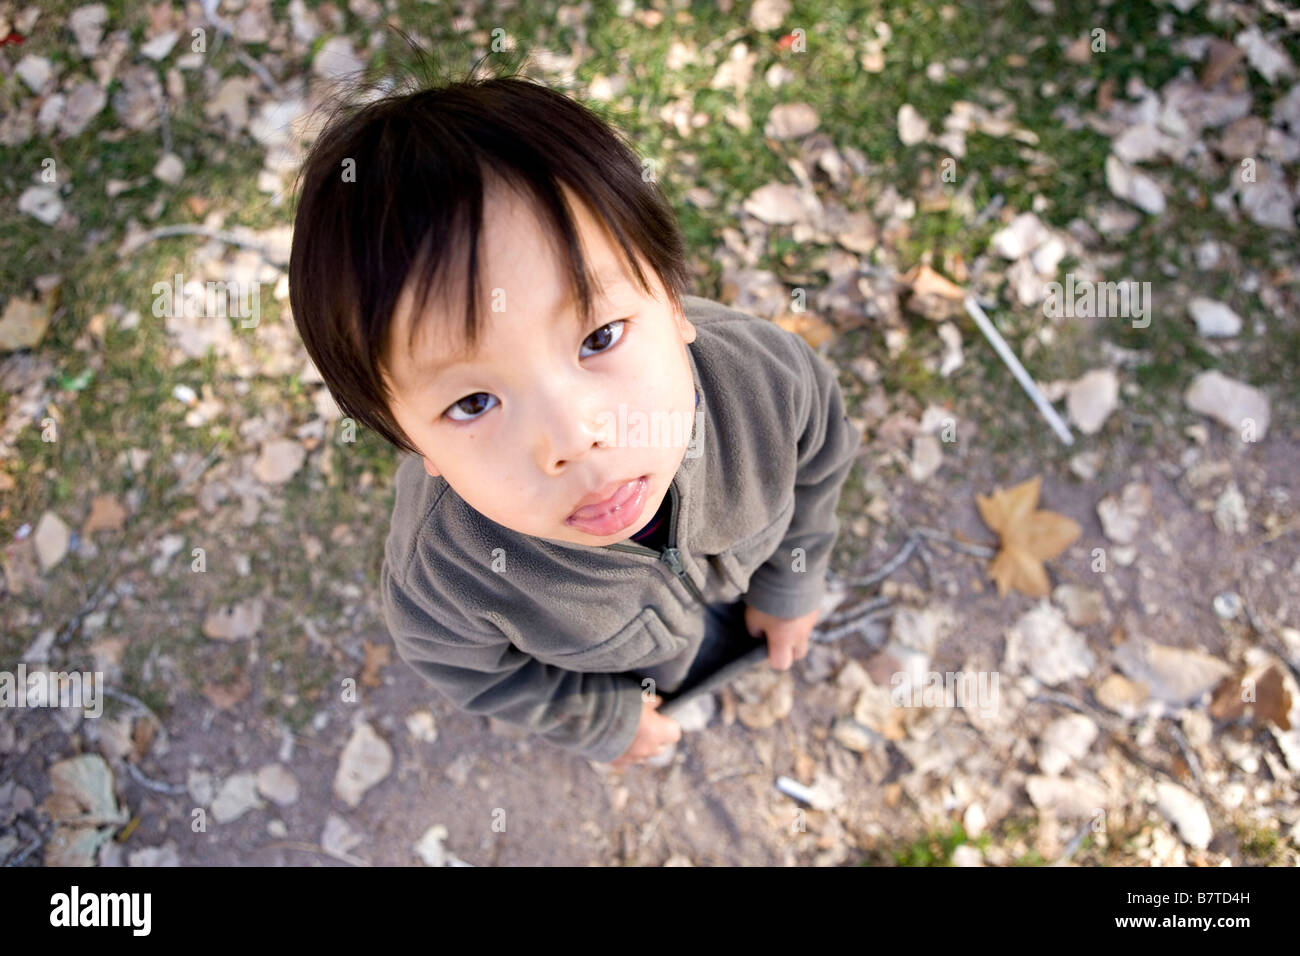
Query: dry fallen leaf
361,640,391,688
976,475,1082,598
1210,664,1291,730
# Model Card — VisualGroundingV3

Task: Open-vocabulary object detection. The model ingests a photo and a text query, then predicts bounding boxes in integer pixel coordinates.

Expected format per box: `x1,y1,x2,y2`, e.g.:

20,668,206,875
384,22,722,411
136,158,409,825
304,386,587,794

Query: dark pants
662,599,758,701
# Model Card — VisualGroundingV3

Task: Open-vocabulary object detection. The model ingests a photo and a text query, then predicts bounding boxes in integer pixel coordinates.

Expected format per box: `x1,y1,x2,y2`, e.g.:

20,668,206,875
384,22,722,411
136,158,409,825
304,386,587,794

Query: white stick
963,295,1075,446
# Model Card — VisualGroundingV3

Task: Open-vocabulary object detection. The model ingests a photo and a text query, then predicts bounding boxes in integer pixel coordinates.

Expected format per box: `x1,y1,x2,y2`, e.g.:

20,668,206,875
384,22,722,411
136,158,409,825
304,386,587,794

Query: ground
1,0,1298,866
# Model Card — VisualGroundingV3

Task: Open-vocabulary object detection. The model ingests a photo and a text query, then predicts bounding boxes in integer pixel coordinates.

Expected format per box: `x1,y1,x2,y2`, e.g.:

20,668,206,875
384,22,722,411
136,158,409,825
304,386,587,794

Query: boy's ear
422,457,441,478
675,303,696,343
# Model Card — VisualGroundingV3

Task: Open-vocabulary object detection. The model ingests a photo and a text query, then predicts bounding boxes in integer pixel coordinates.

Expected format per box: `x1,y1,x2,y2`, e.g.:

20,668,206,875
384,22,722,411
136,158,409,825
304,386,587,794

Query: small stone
897,104,930,145
152,152,184,186
1186,370,1269,439
18,186,63,226
1066,369,1119,435
1003,601,1096,687
1025,774,1111,819
255,763,300,807
1095,673,1150,718
1037,714,1099,775
253,439,307,485
33,511,71,572
1187,297,1241,337
909,433,943,481
1154,781,1212,849
991,212,1051,259
321,813,363,856
15,55,53,93
764,102,819,140
1112,638,1233,706
333,720,393,808
1211,591,1241,621
211,772,264,823
1097,481,1151,545
1105,155,1165,215
1052,584,1111,629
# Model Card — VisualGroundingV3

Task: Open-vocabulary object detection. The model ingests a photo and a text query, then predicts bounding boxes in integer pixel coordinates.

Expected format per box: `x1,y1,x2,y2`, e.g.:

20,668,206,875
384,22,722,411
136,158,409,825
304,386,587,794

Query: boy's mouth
565,475,649,536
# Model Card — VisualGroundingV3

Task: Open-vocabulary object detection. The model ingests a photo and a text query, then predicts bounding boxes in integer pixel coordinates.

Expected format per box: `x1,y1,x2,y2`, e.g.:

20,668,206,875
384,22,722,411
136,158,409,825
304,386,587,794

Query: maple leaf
975,475,1081,598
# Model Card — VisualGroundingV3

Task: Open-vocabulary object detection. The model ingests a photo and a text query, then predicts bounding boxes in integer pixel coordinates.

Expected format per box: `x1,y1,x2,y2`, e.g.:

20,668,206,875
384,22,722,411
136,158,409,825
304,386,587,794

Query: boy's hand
608,694,681,771
744,604,820,671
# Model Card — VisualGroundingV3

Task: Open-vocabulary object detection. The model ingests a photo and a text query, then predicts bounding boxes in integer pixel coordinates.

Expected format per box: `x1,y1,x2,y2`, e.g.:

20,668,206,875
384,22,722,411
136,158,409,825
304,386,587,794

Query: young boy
288,72,862,770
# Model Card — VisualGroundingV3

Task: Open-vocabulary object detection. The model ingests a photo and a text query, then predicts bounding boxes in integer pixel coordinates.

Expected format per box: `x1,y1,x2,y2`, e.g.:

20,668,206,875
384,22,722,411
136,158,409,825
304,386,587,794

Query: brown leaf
361,641,391,688
976,475,1081,598
773,312,836,349
83,494,128,533
202,673,251,710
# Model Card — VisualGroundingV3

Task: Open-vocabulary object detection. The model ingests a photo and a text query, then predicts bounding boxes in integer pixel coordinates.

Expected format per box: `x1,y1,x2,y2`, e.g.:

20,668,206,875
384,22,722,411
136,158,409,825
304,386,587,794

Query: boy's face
381,180,698,547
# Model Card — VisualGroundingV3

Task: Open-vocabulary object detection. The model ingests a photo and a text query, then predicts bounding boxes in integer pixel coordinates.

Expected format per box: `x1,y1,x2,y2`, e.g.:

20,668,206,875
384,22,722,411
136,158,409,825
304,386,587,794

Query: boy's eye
442,320,630,424
445,392,498,423
578,319,627,358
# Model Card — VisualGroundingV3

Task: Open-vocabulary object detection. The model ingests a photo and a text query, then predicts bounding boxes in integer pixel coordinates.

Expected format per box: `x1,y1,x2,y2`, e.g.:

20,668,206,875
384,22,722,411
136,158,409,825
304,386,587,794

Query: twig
1165,719,1204,789
1051,819,1094,866
119,224,274,260
964,295,1075,446
260,841,371,867
123,760,188,796
910,526,997,559
841,534,917,589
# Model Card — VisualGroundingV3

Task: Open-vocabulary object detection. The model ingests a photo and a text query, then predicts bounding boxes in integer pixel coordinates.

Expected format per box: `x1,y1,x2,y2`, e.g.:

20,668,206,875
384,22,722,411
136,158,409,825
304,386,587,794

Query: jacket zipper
606,479,707,606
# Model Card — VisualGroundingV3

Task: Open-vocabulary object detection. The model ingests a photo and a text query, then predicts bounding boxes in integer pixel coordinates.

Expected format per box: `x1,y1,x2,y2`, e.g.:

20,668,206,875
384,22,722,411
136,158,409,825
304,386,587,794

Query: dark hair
288,57,693,457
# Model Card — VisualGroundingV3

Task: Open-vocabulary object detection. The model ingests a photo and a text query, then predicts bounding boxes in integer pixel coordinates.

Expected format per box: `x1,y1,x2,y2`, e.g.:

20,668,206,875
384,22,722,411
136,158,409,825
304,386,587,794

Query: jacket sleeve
380,556,647,763
741,333,863,620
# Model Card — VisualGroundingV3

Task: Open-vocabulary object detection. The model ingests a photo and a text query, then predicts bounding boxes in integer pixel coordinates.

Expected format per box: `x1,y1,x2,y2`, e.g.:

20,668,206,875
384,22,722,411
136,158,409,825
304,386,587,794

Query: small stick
964,295,1075,446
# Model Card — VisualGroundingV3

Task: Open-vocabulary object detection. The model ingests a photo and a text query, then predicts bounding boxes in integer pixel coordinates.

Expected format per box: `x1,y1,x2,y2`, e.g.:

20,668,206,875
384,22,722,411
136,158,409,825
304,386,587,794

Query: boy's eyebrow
418,264,635,382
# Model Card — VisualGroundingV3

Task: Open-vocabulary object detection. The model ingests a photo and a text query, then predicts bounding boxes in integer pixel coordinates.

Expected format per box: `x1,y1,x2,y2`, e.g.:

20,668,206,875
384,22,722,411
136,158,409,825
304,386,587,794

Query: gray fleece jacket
379,294,863,763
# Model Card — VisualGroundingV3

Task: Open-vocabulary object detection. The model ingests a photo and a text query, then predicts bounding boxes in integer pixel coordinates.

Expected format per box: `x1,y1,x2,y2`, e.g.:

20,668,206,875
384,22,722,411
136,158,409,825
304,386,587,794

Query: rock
18,186,62,226
1066,369,1119,435
765,102,819,140
312,36,365,83
1213,481,1249,535
1187,297,1241,337
15,55,53,93
731,667,794,730
33,511,71,572
413,823,470,866
253,439,307,485
1234,25,1295,85
1004,601,1097,686
1237,162,1296,232
139,30,179,62
1112,637,1234,706
68,5,108,58
1096,481,1151,545
333,720,393,808
202,598,265,641
405,710,438,743
1052,584,1111,629
1037,714,1099,775
1184,370,1270,439
1025,774,1111,819
321,813,363,856
897,104,930,145
0,296,53,351
909,433,942,481
152,152,184,186
890,603,955,657
128,842,181,866
58,79,107,138
951,844,984,866
256,763,300,807
991,212,1051,259
670,692,716,733
1105,155,1165,215
963,802,987,837
743,182,812,225
211,773,264,823
1154,781,1212,849
831,715,882,752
